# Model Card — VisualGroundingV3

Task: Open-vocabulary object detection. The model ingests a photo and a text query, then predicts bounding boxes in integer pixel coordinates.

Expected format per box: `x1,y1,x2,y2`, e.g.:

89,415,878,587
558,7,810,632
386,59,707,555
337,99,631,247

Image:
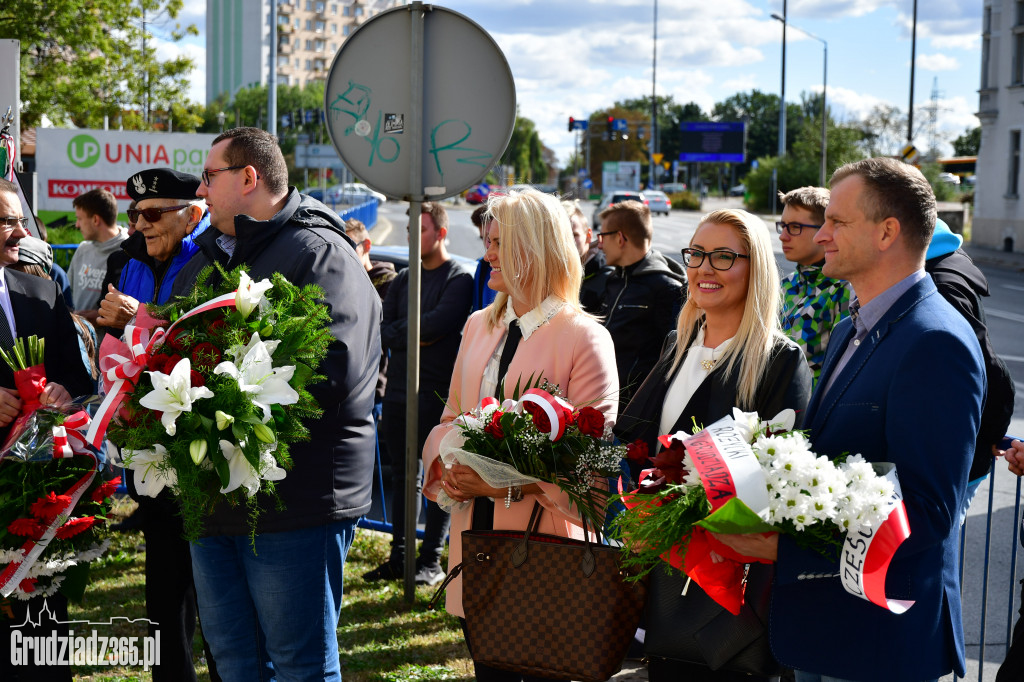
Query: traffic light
568,116,575,133
607,116,616,141
637,126,645,139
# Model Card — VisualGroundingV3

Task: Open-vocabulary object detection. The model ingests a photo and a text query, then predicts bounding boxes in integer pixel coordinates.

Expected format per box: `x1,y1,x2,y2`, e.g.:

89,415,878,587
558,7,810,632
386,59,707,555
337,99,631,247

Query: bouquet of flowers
612,409,912,615
435,379,625,529
0,404,117,601
102,265,333,542
0,335,65,461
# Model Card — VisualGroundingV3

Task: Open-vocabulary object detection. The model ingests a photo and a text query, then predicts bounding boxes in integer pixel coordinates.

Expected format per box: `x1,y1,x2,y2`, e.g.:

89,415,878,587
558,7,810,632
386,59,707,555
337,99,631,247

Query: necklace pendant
701,359,716,371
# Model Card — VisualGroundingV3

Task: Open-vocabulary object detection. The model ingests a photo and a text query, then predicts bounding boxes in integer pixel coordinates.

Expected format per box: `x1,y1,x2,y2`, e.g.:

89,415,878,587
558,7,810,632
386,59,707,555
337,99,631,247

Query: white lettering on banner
682,417,771,518
49,180,130,200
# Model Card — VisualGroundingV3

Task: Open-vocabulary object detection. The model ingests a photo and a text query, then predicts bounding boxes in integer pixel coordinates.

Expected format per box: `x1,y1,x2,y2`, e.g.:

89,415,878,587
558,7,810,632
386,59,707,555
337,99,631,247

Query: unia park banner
35,129,219,212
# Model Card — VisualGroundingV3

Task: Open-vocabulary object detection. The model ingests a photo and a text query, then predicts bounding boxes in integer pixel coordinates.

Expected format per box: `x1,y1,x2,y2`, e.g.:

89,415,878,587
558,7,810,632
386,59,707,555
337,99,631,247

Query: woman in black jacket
615,209,812,681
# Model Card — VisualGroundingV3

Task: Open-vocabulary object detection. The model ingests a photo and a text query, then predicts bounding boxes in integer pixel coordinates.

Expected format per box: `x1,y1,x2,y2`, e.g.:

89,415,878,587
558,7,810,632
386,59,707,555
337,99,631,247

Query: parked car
303,183,387,206
642,190,671,216
368,245,477,273
728,184,746,197
591,190,645,229
465,183,491,204
938,172,962,186
657,182,687,193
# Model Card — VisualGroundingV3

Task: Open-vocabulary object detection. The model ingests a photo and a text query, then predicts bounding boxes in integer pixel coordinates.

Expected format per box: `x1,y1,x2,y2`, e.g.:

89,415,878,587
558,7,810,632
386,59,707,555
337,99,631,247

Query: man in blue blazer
717,158,985,681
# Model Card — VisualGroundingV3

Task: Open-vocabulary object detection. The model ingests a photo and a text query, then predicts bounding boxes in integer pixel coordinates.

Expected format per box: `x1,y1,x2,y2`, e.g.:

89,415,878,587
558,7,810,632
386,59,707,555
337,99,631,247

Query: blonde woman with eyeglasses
614,208,812,681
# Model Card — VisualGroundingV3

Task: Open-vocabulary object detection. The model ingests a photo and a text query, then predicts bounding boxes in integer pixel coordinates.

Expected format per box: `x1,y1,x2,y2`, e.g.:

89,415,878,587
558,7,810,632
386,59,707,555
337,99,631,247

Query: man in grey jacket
174,127,380,682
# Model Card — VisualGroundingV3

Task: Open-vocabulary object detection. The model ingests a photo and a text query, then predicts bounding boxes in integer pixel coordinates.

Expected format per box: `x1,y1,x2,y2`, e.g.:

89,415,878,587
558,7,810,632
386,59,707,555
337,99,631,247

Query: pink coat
422,306,619,617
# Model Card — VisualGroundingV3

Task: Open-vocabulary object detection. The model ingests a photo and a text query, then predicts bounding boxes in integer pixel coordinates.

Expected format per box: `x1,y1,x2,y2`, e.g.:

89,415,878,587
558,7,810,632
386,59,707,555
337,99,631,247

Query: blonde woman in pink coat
421,187,619,682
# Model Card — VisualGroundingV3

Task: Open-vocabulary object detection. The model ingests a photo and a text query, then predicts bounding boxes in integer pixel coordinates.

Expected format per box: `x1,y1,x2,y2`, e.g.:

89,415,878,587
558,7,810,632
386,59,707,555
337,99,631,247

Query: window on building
306,59,312,70
294,17,300,28
316,20,325,32
305,19,312,29
985,5,992,33
280,75,290,86
330,23,337,33
331,3,338,13
1010,130,1022,197
295,58,301,68
315,39,325,52
317,2,326,13
343,25,350,36
343,6,350,16
280,35,289,44
982,36,991,88
354,7,363,16
1017,0,1024,26
1015,32,1024,85
277,55,288,67
305,39,313,50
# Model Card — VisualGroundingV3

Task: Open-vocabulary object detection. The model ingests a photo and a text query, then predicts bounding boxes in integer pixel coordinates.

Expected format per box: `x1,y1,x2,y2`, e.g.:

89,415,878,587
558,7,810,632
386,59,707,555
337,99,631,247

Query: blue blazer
770,275,985,681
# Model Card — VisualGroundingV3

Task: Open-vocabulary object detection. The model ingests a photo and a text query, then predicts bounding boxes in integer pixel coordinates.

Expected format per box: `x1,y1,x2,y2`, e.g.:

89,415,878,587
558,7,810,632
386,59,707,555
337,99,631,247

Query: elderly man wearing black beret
98,167,218,682
96,167,210,330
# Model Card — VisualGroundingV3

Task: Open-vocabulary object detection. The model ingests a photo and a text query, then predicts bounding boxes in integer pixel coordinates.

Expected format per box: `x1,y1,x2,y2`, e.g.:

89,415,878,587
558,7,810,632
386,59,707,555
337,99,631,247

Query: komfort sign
36,128,219,211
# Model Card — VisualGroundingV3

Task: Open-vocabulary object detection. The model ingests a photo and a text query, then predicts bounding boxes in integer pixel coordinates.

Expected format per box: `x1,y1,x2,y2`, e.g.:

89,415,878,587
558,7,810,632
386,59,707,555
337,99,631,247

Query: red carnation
191,342,223,372
484,411,505,439
650,438,687,484
29,491,72,523
8,518,45,539
55,516,98,539
91,479,121,503
574,407,605,438
625,439,650,463
19,578,37,594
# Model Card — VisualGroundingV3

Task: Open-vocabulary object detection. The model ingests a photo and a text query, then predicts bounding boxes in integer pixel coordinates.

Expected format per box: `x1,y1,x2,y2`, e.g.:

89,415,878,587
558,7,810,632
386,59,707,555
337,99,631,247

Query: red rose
529,408,551,434
55,516,98,539
147,353,171,373
625,439,650,463
166,327,190,352
29,491,72,523
8,518,45,539
91,479,121,503
650,439,687,484
191,342,223,372
164,354,183,373
574,407,605,438
484,411,505,439
190,370,206,387
207,316,228,335
18,578,37,593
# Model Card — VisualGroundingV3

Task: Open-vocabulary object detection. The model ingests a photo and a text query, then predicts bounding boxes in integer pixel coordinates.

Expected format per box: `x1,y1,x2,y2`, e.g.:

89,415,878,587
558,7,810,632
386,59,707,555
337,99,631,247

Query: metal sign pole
403,1,426,603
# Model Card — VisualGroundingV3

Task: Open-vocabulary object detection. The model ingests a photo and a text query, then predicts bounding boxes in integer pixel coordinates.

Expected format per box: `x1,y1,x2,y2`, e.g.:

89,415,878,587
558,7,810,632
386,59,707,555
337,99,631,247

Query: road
374,196,1024,681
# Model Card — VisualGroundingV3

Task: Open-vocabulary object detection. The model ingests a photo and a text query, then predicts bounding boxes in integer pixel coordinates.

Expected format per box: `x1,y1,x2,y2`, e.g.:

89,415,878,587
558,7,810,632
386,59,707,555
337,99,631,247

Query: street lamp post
776,1,786,158
772,14,828,185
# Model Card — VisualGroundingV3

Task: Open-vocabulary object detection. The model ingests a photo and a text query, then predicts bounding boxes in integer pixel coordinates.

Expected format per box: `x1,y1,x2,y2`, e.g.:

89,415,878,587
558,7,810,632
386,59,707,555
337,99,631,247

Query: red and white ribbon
0,410,99,597
516,388,571,441
86,292,239,449
677,417,770,517
839,464,913,614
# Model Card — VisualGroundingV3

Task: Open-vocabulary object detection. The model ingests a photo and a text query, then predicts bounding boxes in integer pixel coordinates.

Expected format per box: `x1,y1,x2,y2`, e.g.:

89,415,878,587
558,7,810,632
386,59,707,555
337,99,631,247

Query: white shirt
479,295,566,399
0,268,18,338
658,328,734,437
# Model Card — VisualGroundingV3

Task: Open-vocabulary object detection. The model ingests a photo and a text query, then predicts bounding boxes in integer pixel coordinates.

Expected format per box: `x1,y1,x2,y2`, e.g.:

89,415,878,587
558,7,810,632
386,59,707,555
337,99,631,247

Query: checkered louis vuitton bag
431,502,648,682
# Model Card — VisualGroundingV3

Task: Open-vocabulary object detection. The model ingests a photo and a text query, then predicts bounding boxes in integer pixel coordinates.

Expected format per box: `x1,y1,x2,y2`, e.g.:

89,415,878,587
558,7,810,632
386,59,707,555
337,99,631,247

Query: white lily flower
235,271,273,319
139,358,215,436
124,444,177,497
218,440,287,497
214,333,299,422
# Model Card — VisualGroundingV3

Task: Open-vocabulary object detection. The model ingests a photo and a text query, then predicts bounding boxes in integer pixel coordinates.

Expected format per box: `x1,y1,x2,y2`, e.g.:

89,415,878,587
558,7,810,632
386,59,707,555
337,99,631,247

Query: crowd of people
0,137,1019,682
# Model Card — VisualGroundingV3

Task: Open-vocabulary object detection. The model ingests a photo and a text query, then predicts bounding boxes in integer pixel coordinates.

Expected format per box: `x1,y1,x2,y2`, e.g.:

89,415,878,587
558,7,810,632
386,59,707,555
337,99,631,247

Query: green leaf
694,497,775,535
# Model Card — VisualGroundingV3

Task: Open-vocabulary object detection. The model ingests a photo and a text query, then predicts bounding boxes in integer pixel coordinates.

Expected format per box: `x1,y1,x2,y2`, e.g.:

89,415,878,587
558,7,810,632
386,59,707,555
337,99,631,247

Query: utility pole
268,0,278,136
777,0,787,157
908,0,917,143
649,0,657,189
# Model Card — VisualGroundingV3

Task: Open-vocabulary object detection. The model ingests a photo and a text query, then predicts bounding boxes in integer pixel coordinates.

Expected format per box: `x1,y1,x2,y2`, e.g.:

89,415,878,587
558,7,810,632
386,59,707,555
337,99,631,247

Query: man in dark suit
0,178,96,681
716,158,985,682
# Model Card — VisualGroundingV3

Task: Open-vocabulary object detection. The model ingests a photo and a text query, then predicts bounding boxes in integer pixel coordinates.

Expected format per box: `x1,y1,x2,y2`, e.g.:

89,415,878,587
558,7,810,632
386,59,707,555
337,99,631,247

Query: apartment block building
206,0,400,103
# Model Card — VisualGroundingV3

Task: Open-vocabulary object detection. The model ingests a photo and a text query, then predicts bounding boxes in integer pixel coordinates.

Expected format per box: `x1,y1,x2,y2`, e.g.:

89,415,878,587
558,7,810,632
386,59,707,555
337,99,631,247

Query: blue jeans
190,519,358,682
794,672,937,682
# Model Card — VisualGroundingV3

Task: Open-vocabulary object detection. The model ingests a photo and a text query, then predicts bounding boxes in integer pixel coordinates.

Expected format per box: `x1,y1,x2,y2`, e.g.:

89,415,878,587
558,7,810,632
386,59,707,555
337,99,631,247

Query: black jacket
172,189,382,535
926,248,1015,480
601,249,687,406
580,250,614,315
615,330,812,480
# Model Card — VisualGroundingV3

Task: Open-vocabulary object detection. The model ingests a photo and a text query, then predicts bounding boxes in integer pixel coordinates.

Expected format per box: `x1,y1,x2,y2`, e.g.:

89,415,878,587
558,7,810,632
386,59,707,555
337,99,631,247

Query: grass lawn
67,500,474,681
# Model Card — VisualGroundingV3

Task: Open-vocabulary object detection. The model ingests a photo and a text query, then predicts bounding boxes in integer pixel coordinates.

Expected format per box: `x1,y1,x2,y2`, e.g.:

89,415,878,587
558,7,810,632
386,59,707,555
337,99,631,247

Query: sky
164,0,983,166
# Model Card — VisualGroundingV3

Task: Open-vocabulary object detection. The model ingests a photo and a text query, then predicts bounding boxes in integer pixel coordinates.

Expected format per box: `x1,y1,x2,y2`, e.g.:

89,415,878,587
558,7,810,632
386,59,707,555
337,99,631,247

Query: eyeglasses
0,217,29,229
775,220,821,236
681,247,750,271
202,165,247,185
127,205,190,224
597,230,624,241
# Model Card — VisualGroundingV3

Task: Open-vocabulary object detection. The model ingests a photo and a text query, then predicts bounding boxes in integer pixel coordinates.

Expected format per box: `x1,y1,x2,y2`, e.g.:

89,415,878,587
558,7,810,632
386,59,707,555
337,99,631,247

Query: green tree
616,95,708,187
789,91,865,184
3,0,199,129
502,111,552,184
857,103,908,158
952,126,981,156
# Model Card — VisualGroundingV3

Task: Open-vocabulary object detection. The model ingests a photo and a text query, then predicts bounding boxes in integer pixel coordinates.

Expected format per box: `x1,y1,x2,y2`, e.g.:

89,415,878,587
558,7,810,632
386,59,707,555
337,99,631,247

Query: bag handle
427,563,463,610
512,501,599,578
